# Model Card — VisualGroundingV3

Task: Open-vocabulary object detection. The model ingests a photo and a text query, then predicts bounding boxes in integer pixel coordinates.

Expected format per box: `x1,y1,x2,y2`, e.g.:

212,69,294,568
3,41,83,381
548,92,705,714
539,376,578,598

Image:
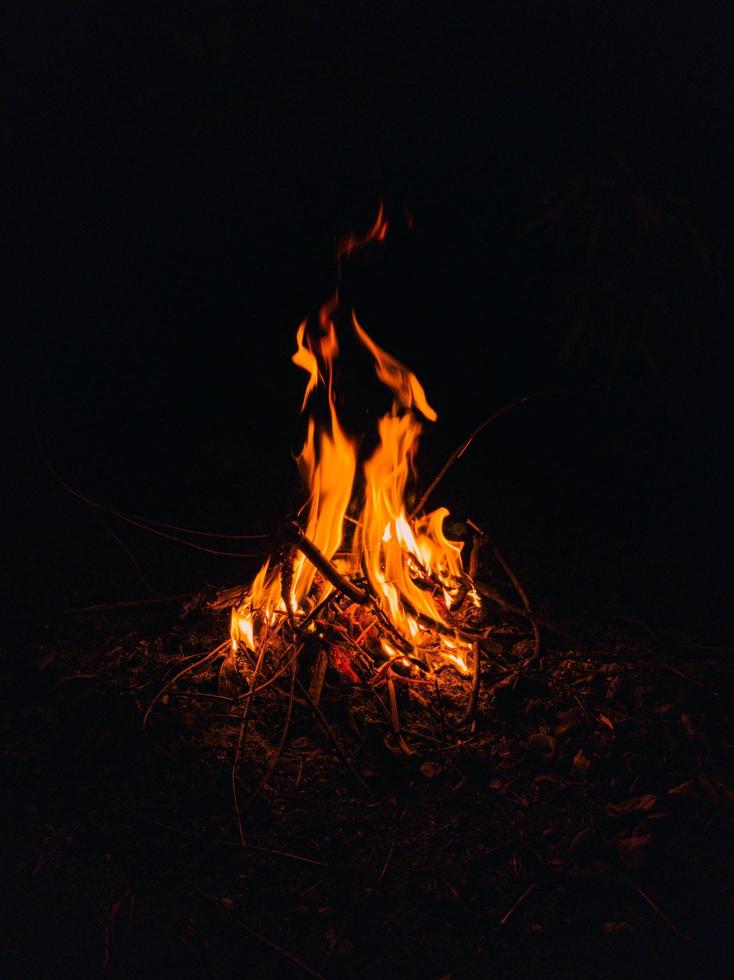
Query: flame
229,206,474,678
337,201,389,260
353,311,437,421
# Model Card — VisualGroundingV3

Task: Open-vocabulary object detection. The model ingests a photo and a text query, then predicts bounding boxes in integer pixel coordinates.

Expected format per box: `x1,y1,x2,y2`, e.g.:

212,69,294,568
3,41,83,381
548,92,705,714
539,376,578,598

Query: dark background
5,3,733,644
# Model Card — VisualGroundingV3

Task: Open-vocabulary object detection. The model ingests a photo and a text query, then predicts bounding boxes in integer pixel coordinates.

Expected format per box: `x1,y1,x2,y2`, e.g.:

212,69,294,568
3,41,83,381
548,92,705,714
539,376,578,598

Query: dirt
3,586,734,979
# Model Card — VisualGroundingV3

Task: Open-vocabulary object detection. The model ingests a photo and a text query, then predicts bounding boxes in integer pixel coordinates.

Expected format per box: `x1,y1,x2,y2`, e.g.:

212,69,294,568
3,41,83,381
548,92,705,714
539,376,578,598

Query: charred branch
282,522,369,605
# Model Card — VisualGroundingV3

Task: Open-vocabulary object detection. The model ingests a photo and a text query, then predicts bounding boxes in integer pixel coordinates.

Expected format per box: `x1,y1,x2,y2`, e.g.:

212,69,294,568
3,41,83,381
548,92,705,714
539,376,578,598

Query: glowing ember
222,207,489,691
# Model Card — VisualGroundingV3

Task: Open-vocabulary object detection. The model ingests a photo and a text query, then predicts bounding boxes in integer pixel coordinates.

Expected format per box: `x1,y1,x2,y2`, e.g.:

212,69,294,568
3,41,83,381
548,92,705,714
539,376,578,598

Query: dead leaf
597,712,615,733
697,775,721,806
554,706,586,737
607,793,657,816
617,829,653,869
419,761,441,779
605,673,626,702
602,920,639,938
569,827,597,858
667,779,698,800
527,732,557,762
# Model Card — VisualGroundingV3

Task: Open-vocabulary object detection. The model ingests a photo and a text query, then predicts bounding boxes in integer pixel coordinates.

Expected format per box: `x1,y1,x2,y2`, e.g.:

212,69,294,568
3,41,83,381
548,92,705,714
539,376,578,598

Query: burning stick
222,207,523,736
282,521,369,605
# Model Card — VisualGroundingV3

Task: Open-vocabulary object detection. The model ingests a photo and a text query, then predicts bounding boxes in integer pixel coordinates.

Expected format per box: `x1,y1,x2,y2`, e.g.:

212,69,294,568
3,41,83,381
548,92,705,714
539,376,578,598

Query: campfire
214,208,497,732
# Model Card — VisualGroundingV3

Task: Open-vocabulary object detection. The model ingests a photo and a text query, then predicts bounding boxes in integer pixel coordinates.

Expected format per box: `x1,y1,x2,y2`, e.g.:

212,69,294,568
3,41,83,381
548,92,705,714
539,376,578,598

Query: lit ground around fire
4,585,733,979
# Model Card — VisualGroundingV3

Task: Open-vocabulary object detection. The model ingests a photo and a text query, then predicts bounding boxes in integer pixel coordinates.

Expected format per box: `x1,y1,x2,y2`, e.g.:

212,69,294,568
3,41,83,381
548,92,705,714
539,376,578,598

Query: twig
295,678,370,792
124,806,324,865
232,641,269,845
296,592,338,635
490,541,541,663
67,593,193,614
475,581,577,646
100,516,155,597
284,522,369,604
377,839,397,884
499,882,536,926
308,649,329,706
433,676,448,740
635,886,692,942
411,391,559,516
464,640,481,731
280,544,298,630
143,642,228,729
468,522,484,579
167,691,235,704
377,806,408,884
386,676,414,755
37,434,271,541
367,596,414,653
240,923,327,980
241,650,298,812
478,833,527,860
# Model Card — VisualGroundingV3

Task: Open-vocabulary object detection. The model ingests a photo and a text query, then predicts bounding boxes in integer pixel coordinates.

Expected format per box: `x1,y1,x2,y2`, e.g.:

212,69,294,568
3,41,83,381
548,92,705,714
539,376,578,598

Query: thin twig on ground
411,391,559,517
499,882,536,926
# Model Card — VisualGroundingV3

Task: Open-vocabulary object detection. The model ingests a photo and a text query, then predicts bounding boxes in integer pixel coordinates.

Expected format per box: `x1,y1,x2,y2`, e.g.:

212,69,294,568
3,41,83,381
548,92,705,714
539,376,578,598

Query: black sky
5,4,733,638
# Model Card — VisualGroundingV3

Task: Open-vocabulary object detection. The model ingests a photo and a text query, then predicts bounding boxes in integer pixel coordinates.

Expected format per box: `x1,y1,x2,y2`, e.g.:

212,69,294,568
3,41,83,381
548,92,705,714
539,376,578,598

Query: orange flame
352,311,437,421
336,201,389,260
229,206,473,676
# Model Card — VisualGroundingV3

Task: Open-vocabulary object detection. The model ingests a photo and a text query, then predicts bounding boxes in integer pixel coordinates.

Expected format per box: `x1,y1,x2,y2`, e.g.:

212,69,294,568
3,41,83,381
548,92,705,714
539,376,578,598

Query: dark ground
3,575,734,978
4,4,734,977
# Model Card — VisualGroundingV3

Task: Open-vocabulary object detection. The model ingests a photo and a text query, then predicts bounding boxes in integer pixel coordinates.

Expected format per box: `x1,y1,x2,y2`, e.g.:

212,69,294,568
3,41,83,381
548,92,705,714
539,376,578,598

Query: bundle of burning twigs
125,208,566,847
211,516,499,740
194,209,569,764
41,207,573,853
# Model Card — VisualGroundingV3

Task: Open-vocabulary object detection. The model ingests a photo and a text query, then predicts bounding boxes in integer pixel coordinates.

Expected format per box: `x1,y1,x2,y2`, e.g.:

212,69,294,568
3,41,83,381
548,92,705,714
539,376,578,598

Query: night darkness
4,5,734,977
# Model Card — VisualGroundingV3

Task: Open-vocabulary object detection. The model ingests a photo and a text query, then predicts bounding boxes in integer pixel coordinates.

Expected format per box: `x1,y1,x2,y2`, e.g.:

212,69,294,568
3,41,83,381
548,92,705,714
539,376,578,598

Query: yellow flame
230,210,474,674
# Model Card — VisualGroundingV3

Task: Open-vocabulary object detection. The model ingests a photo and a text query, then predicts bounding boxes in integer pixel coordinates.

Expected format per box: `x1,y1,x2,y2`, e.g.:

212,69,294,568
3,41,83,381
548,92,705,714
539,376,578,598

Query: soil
4,581,733,979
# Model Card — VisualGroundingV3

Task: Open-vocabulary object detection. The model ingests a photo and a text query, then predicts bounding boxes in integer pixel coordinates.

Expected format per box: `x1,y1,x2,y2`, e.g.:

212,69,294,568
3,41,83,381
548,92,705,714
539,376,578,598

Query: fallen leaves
616,827,654,869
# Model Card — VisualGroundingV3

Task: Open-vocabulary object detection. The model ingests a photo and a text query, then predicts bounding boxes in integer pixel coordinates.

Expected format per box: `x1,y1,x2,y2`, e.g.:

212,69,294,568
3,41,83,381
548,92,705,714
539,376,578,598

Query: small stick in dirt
467,520,486,579
241,650,298,812
474,581,577,645
386,676,414,755
635,886,692,942
232,638,270,845
499,882,536,926
433,675,449,740
464,640,482,731
308,648,329,706
490,540,541,663
239,922,326,980
67,593,194,615
143,641,228,729
295,677,370,792
125,806,324,866
99,515,155,597
377,806,409,884
39,443,269,556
